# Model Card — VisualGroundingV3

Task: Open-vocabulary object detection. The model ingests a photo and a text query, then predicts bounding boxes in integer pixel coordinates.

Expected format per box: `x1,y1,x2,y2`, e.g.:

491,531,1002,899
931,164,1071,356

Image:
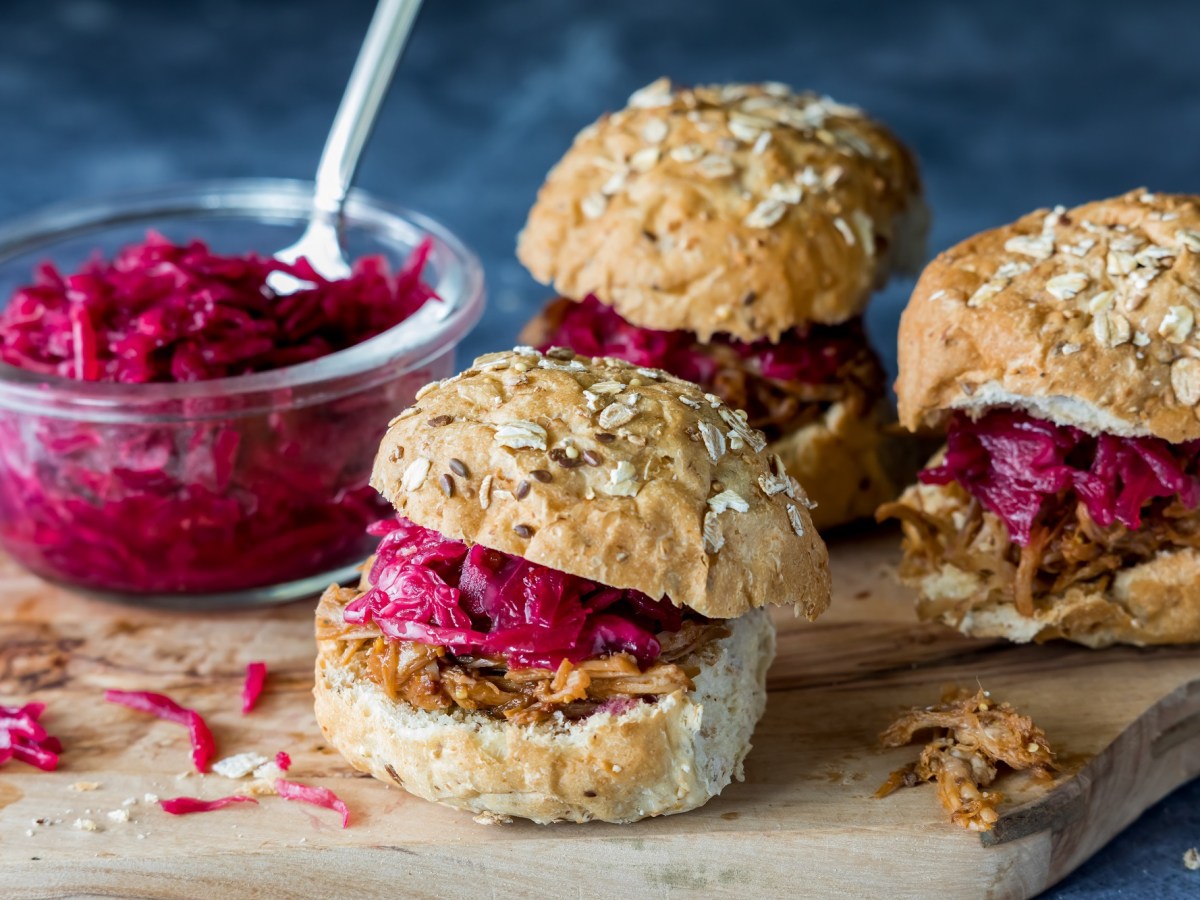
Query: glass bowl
0,179,484,608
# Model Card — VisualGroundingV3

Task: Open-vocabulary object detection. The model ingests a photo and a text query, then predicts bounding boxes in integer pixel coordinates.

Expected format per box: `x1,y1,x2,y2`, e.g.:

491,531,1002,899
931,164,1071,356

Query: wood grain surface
1,527,1197,899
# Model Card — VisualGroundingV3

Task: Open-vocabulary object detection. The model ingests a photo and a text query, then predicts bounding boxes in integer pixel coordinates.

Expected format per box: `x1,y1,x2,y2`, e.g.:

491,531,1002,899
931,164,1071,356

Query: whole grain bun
773,397,926,532
371,347,830,620
516,78,927,342
897,190,1200,442
314,603,775,825
892,479,1200,646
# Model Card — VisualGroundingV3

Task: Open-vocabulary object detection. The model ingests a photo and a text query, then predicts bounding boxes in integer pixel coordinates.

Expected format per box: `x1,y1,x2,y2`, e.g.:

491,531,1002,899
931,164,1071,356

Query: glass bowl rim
0,178,485,417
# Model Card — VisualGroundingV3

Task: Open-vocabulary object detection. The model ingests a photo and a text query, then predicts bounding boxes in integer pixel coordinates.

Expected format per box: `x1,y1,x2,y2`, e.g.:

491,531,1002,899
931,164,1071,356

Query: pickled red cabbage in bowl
0,214,470,602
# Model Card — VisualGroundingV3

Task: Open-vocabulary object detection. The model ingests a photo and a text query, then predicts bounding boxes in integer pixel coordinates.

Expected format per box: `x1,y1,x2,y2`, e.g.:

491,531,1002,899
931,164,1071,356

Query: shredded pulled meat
317,586,726,724
880,480,1200,620
529,296,887,442
876,688,1057,832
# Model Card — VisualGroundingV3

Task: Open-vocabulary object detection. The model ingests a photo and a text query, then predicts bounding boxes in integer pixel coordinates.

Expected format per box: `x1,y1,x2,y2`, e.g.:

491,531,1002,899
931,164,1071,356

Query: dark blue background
2,0,1198,894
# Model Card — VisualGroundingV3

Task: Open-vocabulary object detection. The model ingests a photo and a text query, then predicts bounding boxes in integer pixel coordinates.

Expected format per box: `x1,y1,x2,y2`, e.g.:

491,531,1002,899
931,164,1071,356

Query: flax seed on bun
897,190,1200,441
314,348,833,824
371,347,830,619
516,78,927,342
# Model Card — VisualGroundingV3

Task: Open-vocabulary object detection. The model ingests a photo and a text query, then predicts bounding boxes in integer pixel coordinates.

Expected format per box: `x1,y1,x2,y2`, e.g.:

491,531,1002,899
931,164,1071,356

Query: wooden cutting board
1,529,1197,899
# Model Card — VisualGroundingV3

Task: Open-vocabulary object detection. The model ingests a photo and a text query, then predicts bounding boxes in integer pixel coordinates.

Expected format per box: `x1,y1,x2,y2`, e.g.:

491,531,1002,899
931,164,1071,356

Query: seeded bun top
897,190,1200,442
516,78,927,342
370,347,831,620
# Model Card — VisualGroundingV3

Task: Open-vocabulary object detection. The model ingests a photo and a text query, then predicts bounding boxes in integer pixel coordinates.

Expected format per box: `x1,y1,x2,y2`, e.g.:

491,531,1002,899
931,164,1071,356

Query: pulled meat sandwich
516,78,929,531
882,190,1200,646
314,346,831,824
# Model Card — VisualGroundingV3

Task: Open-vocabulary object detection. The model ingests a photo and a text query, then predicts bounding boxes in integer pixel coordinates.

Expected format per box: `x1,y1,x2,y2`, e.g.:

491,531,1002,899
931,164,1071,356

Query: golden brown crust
371,348,831,620
313,605,775,824
897,190,1200,441
517,78,926,342
891,479,1200,646
770,396,925,531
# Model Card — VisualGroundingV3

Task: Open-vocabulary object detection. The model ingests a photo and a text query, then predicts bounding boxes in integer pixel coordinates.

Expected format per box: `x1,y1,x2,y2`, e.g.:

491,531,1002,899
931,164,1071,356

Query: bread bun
897,190,1200,441
892,480,1200,646
314,605,775,824
773,397,926,532
516,78,926,342
371,347,831,620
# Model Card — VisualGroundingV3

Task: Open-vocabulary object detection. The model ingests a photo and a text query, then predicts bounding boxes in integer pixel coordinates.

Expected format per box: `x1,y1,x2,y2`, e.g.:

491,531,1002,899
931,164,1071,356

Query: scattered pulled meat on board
876,688,1057,832
316,584,726,725
879,480,1200,621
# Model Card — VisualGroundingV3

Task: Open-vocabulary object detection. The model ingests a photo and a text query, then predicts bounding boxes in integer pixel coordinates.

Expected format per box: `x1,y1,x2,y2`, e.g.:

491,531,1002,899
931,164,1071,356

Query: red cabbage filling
921,409,1200,546
0,234,439,593
535,294,880,434
343,517,685,670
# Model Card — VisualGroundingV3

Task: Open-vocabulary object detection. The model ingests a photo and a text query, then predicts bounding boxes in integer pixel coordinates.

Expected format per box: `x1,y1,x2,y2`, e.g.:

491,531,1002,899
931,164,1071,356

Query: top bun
897,190,1200,443
516,78,927,342
370,347,831,620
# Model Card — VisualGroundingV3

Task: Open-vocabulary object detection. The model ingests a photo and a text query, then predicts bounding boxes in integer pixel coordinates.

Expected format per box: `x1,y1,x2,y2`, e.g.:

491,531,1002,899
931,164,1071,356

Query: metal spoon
268,0,424,294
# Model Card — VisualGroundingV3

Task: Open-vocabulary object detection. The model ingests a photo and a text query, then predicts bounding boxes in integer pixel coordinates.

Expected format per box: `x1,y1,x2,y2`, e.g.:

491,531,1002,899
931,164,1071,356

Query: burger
881,190,1200,646
516,77,929,530
313,346,831,823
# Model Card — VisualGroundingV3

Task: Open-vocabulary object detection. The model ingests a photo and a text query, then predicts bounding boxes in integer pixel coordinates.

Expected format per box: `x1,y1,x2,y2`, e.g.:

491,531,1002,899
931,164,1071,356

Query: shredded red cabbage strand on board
920,409,1200,546
343,518,685,669
0,702,60,771
241,662,267,715
159,795,258,815
0,232,438,383
538,294,865,387
274,779,350,828
104,689,216,773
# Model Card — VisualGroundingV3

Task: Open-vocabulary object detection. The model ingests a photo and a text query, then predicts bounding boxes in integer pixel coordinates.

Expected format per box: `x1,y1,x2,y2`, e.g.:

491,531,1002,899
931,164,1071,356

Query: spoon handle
311,0,424,219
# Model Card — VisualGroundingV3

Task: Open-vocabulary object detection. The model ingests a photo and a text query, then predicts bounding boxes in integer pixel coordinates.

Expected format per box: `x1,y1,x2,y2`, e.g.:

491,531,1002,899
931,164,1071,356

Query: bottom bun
772,397,926,532
313,607,775,824
891,480,1200,647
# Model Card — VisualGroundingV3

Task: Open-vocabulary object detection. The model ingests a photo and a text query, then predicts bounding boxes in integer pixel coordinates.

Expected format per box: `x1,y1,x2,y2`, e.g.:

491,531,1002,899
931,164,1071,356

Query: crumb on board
72,818,101,832
875,687,1057,832
472,811,513,826
1185,848,1200,871
213,752,269,779
246,779,279,797
70,782,101,792
251,760,286,782
106,808,130,823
